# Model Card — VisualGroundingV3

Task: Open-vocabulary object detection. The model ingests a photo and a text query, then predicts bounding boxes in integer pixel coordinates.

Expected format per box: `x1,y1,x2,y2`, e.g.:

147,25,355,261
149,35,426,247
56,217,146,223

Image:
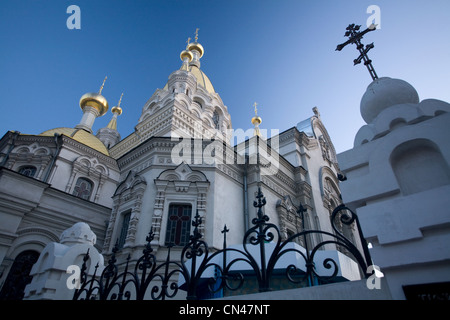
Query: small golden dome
187,42,204,58
111,106,122,115
251,116,262,125
180,49,194,62
79,92,109,116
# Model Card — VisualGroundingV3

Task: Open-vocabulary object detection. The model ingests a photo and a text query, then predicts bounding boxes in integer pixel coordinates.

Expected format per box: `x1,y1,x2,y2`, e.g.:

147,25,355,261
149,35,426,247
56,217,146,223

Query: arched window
0,250,39,300
193,98,204,110
324,177,341,205
118,211,131,249
72,177,93,200
212,110,220,129
165,204,192,246
18,165,37,177
390,139,450,195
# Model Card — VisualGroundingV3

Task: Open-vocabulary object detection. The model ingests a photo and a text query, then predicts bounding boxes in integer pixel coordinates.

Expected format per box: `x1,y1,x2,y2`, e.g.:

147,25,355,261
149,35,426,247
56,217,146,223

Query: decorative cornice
117,137,178,169
16,226,60,242
15,134,57,146
59,135,118,166
259,171,296,197
276,127,318,150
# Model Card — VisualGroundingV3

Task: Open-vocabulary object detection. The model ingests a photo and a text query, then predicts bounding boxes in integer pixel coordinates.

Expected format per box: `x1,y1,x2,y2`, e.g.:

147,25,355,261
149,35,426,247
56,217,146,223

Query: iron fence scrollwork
73,187,373,300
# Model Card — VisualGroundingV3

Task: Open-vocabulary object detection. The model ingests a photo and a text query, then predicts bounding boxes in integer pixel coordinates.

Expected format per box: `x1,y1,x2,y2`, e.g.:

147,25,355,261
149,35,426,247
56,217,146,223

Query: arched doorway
0,250,39,300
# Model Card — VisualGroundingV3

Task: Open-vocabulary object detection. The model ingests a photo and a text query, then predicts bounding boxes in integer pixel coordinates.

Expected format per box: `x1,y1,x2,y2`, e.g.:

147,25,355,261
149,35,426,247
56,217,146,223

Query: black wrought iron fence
73,187,373,300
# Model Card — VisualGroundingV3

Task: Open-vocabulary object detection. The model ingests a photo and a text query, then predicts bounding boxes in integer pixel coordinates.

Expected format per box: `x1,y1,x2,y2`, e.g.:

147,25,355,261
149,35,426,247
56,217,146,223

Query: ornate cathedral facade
0,36,355,299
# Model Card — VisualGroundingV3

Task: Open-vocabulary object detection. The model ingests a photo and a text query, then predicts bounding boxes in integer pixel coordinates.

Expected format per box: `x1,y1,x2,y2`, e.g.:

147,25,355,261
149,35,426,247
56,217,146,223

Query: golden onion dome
187,42,204,58
79,92,109,116
111,105,122,115
40,127,109,155
251,116,262,125
180,49,194,62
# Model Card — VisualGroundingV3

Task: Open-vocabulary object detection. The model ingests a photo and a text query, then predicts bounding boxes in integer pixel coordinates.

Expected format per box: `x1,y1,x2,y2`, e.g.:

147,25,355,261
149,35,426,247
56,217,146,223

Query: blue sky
1,0,449,153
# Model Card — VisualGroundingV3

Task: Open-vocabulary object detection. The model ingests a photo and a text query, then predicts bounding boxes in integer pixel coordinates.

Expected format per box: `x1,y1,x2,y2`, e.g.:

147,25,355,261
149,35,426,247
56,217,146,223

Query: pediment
276,195,298,213
156,162,208,182
114,170,147,196
74,155,109,175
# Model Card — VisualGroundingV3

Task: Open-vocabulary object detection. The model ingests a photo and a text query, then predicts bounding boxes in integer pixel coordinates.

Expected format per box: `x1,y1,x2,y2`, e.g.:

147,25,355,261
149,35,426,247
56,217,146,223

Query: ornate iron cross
336,23,378,81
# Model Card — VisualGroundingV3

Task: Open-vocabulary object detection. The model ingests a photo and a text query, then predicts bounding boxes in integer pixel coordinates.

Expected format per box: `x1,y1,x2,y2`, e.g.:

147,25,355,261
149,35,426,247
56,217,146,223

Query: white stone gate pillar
24,222,104,300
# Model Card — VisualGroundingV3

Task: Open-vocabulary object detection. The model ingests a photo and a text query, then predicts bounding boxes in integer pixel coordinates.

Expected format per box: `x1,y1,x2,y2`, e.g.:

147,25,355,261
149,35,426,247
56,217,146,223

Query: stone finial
313,106,320,118
360,77,419,124
60,222,97,246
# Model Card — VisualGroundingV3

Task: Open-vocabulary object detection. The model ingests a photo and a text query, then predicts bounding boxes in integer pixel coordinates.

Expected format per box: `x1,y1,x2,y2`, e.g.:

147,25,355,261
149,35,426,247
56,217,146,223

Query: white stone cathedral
0,35,356,299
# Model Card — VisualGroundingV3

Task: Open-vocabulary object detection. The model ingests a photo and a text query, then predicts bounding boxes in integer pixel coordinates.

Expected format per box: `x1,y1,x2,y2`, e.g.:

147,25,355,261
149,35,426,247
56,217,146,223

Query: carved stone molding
151,162,210,245
103,171,147,251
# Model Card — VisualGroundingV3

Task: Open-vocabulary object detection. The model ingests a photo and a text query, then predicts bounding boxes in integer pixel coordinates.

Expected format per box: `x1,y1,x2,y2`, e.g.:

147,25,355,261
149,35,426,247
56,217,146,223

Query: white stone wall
337,77,450,299
49,139,120,208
